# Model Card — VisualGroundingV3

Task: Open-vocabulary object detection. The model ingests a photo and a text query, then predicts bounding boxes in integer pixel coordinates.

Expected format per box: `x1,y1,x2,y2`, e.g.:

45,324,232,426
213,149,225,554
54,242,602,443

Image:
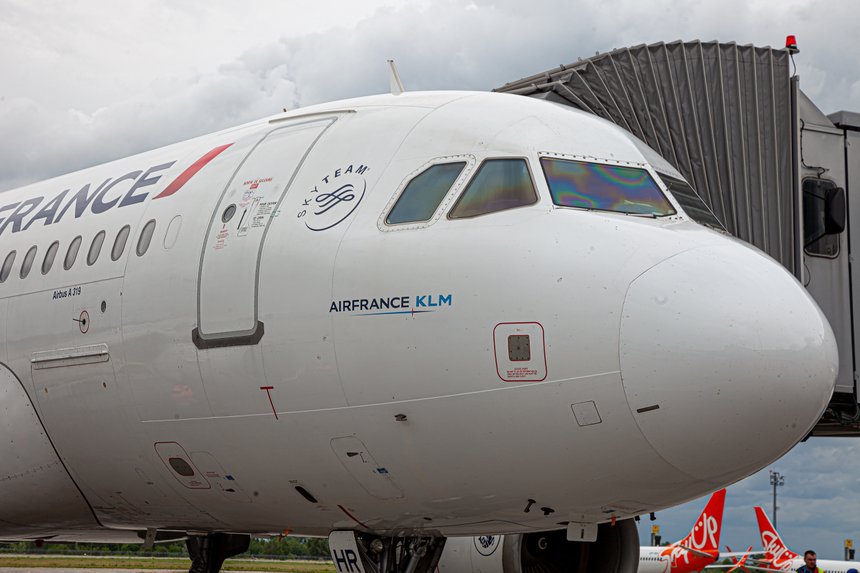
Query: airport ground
0,555,335,573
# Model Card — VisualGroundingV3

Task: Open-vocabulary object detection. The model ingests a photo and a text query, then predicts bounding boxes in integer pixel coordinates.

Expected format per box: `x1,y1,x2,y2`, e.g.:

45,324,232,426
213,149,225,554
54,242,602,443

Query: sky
2,0,860,561
2,0,860,193
636,438,860,561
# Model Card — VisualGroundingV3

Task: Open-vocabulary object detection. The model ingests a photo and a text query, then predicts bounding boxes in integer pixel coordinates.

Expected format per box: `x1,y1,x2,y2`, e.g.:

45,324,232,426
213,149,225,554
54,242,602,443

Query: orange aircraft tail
676,488,726,553
754,506,798,569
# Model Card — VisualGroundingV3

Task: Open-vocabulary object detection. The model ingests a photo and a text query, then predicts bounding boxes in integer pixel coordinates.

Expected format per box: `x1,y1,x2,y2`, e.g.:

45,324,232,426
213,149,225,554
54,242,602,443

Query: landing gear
330,531,446,573
186,533,250,573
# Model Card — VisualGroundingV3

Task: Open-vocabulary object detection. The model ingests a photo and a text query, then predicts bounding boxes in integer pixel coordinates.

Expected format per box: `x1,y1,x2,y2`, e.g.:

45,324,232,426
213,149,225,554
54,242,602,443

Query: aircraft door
195,118,335,348
849,129,860,397
799,120,852,394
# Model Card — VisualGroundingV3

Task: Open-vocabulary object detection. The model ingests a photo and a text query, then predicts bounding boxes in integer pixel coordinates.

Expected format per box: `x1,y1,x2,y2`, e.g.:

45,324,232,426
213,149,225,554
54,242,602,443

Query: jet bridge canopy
496,40,797,275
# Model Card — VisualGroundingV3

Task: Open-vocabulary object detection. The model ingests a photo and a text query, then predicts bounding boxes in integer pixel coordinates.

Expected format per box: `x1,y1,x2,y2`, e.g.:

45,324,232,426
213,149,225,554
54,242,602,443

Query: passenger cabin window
387,162,466,224
0,251,16,283
88,231,106,266
42,241,60,275
658,174,726,230
112,225,131,261
137,219,156,256
64,236,82,270
20,246,37,279
540,157,676,216
449,159,537,219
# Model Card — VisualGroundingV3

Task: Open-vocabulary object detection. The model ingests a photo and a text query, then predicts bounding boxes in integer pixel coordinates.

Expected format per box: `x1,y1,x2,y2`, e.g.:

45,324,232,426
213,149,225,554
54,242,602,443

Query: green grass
0,555,336,572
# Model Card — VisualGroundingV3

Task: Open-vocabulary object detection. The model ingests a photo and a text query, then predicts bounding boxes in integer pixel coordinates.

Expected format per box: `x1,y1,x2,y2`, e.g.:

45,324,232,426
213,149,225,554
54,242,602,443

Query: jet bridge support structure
498,40,860,435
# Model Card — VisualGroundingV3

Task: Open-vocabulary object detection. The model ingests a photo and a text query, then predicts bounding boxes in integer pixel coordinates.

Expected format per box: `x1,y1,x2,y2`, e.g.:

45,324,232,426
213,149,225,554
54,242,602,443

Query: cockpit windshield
540,157,676,217
657,174,727,231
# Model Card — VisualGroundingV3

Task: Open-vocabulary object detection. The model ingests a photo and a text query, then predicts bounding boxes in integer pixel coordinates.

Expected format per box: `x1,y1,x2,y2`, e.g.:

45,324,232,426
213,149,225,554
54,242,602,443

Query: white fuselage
774,559,860,573
638,546,673,573
0,91,838,541
637,546,720,573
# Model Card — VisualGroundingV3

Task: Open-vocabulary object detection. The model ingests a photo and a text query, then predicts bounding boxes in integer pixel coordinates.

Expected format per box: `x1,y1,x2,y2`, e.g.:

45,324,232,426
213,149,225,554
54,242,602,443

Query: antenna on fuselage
388,59,405,95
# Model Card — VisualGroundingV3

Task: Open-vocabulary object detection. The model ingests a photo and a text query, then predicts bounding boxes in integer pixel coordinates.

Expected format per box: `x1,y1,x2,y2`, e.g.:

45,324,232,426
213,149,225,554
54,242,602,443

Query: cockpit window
658,174,726,231
387,162,466,224
540,157,676,216
449,159,537,219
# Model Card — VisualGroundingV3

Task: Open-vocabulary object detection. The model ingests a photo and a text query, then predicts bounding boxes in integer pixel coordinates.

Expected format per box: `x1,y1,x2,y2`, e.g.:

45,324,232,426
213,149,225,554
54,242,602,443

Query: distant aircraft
749,507,860,573
638,489,726,573
438,489,748,573
0,88,839,573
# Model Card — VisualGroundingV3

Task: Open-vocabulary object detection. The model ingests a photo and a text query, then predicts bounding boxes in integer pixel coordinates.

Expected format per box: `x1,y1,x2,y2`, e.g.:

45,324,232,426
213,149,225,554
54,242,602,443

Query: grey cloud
0,58,299,192
3,0,859,192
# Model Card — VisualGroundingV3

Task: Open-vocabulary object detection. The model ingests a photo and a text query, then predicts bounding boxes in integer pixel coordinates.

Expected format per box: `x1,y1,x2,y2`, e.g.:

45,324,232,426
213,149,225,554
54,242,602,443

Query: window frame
379,155,476,232
87,230,107,266
538,152,678,218
20,245,38,279
112,225,131,261
447,156,540,220
802,176,841,259
0,250,16,283
385,161,469,226
657,172,726,231
64,236,82,270
137,219,157,257
42,241,60,275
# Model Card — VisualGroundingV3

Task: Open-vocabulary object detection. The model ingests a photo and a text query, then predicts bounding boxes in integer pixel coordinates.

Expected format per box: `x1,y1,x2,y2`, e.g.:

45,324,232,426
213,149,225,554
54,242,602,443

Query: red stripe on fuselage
153,143,233,199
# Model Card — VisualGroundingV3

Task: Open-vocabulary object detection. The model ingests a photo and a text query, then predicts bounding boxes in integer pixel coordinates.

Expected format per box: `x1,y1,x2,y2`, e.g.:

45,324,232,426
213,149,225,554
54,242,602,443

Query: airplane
638,489,726,573
438,489,729,573
0,86,840,573
719,547,757,573
748,507,860,573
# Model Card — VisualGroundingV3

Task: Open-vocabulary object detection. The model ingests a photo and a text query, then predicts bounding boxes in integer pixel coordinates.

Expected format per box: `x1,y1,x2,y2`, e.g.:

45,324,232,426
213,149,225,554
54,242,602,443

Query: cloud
0,55,300,191
2,0,859,192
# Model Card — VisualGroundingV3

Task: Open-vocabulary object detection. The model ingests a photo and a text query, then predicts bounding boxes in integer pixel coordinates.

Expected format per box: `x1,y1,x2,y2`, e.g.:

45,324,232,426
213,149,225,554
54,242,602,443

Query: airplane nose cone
620,245,837,482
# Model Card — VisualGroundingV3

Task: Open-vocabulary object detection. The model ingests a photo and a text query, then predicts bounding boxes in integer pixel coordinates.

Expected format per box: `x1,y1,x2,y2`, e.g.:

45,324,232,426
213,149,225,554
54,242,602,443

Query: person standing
797,550,824,573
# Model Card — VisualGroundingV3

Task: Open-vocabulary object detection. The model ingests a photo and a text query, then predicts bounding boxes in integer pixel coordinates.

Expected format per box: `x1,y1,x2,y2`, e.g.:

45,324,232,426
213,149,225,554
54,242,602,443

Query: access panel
493,322,547,382
0,363,96,532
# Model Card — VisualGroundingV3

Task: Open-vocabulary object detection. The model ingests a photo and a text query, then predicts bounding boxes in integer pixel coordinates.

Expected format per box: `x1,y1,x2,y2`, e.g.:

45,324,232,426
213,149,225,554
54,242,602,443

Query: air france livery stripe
154,143,233,200
0,144,232,237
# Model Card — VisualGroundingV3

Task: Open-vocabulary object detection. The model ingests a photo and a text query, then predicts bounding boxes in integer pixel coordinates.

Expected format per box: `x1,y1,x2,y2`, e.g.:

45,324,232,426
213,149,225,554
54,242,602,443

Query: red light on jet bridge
785,35,799,54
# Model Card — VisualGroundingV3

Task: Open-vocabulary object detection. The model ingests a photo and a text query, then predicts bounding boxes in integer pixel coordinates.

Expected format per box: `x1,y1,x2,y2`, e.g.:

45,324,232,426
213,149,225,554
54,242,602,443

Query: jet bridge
497,40,860,435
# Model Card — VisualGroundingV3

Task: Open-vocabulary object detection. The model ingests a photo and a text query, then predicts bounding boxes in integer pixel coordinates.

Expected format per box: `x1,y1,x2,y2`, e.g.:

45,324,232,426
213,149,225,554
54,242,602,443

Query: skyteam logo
298,163,369,231
474,535,500,557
